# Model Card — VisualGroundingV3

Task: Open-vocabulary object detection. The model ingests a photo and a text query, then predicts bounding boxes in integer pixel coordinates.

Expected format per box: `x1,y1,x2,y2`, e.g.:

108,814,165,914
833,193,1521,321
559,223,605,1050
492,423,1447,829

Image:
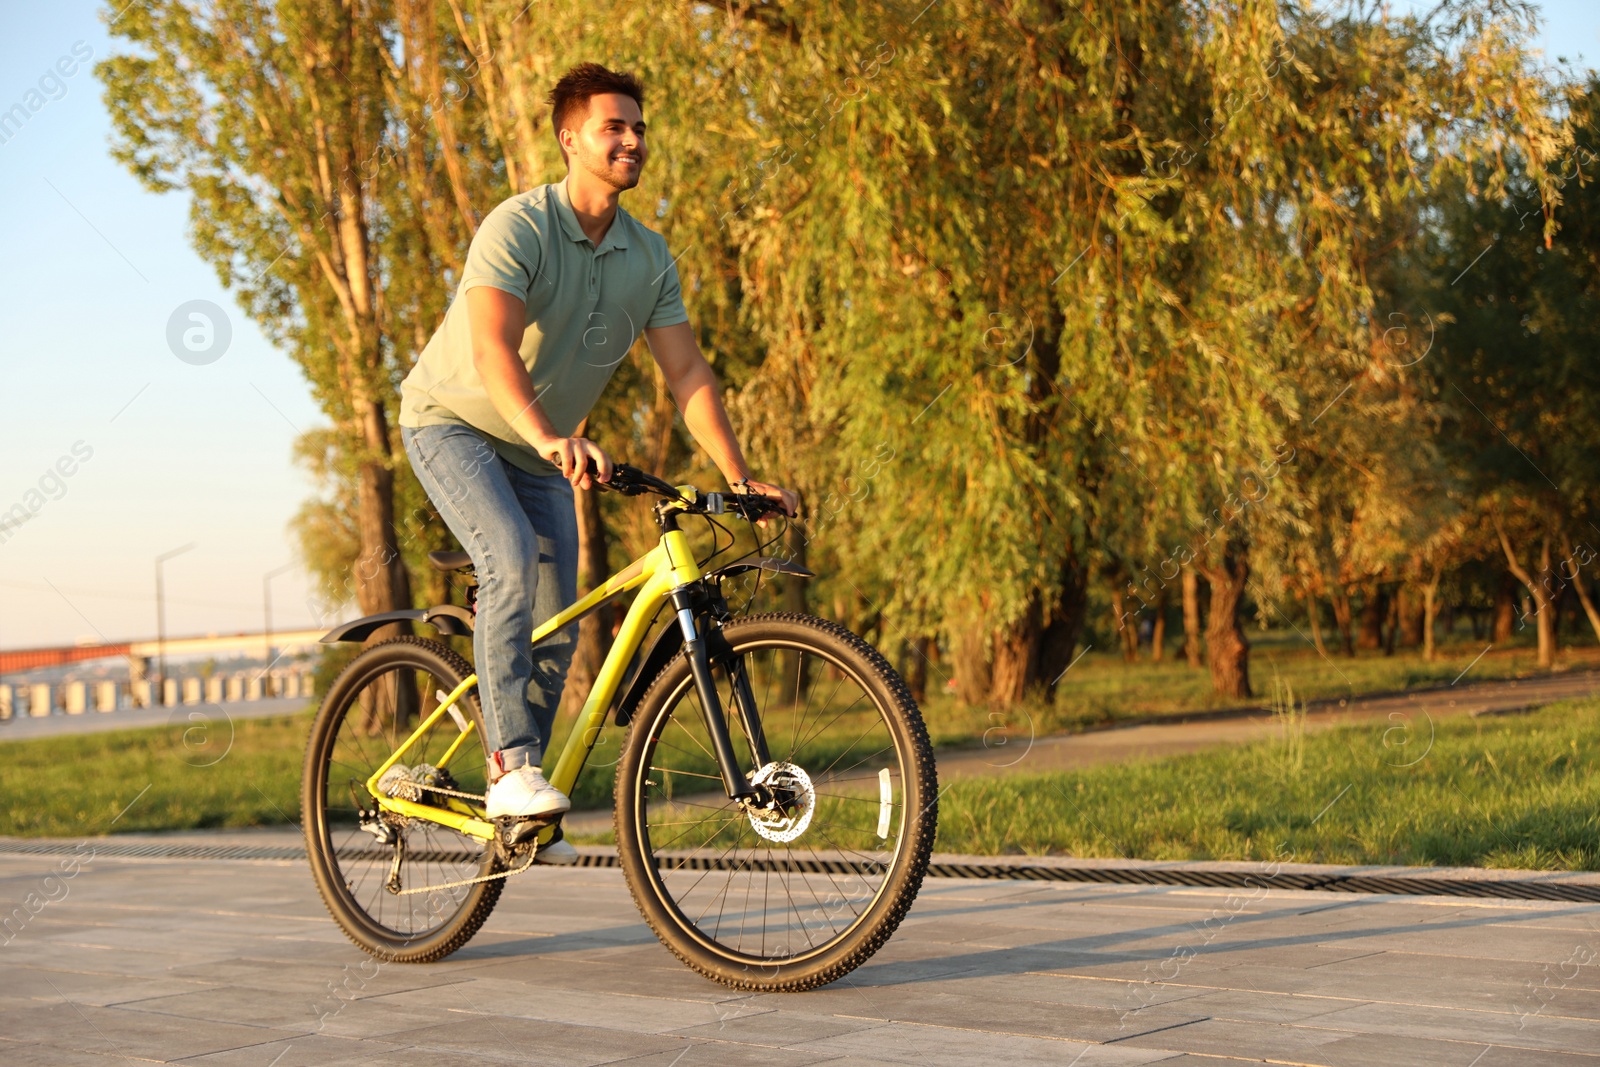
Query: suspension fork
669,585,771,800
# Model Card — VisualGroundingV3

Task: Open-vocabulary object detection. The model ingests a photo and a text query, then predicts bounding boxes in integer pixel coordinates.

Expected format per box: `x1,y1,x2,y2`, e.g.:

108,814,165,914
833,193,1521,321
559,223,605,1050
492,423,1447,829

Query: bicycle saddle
427,551,474,572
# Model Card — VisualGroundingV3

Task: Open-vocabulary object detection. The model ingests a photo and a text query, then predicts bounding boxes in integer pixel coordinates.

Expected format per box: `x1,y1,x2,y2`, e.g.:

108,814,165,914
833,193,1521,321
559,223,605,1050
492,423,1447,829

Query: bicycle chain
391,846,537,896
387,782,485,804
380,775,558,895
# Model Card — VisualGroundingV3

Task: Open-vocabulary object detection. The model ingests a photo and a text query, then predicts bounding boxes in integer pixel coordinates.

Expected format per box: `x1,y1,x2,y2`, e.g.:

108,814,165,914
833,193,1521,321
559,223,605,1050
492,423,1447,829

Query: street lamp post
263,563,294,695
155,542,196,702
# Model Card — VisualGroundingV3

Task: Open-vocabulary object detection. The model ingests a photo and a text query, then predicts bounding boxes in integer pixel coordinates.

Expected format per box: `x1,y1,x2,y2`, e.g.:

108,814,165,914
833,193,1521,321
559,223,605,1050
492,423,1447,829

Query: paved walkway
2,834,1597,1064
0,698,310,741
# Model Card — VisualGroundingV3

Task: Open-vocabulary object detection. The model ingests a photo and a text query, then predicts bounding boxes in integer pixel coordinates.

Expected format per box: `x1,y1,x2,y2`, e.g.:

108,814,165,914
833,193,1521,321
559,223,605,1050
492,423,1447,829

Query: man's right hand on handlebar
532,435,612,491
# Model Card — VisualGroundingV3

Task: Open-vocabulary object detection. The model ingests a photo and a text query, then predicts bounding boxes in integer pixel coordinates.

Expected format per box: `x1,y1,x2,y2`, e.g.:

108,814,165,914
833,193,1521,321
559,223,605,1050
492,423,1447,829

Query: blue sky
0,1,1594,650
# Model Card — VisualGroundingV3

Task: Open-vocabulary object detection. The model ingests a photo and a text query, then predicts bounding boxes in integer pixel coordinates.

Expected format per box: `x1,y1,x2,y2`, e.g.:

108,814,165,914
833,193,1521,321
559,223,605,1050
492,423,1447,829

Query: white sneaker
536,838,579,865
485,765,571,820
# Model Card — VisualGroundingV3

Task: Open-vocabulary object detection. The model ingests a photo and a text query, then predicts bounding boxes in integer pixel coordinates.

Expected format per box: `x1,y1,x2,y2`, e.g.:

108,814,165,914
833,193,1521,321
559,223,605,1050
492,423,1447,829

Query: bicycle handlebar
590,461,789,520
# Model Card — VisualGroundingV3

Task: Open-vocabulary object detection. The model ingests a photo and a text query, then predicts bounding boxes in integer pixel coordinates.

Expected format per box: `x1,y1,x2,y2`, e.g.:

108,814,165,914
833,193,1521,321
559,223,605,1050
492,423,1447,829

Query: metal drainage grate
0,839,1595,903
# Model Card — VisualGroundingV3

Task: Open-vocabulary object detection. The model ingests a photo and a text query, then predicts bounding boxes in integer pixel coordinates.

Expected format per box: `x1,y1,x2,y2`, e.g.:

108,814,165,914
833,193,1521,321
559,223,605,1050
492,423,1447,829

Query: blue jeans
401,423,579,767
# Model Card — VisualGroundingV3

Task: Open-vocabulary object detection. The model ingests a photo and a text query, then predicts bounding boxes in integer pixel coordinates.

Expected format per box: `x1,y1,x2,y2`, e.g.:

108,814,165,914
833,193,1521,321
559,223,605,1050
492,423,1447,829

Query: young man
398,63,795,862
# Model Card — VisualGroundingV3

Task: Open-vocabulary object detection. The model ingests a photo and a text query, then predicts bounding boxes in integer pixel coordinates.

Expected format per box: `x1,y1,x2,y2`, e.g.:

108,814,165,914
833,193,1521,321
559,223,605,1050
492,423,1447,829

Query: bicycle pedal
495,814,558,846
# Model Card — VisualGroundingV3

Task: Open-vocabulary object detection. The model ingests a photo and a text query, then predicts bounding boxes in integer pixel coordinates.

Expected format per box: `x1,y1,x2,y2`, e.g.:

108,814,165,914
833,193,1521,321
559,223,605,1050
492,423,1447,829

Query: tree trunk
1304,588,1327,656
1383,589,1400,656
1492,572,1516,642
1358,584,1387,650
1039,560,1090,684
1150,586,1167,662
352,399,414,686
1330,585,1356,656
1110,584,1138,662
1496,517,1556,668
1182,566,1203,668
900,636,930,703
1399,585,1425,648
559,474,614,718
1203,541,1252,699
1563,538,1600,646
990,596,1042,708
949,607,991,706
1422,566,1443,662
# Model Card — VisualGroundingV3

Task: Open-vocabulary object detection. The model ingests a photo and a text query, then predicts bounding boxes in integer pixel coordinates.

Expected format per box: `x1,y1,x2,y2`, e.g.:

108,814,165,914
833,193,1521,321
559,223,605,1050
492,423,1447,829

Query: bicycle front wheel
615,613,938,991
301,636,502,963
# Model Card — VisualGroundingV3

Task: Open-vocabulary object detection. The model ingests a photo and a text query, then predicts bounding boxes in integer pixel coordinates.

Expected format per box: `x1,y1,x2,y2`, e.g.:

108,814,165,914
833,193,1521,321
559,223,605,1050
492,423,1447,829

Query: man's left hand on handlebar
731,477,798,526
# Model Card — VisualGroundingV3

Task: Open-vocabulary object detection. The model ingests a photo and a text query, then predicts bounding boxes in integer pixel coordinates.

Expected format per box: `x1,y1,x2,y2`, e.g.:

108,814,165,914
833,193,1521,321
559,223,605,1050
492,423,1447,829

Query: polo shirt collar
553,178,630,253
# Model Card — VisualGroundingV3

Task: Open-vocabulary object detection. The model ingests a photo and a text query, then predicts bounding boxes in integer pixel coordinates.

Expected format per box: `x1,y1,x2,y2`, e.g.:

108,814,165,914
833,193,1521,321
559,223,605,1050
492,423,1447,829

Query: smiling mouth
613,154,640,165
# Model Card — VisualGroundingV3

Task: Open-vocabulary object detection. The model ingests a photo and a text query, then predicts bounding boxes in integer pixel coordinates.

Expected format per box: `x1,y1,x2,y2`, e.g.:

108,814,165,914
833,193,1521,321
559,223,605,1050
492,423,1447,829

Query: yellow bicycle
300,463,938,991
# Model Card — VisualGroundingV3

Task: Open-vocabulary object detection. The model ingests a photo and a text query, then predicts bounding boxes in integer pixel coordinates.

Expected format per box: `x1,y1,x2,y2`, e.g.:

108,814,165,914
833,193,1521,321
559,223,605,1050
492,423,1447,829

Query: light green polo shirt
399,178,690,475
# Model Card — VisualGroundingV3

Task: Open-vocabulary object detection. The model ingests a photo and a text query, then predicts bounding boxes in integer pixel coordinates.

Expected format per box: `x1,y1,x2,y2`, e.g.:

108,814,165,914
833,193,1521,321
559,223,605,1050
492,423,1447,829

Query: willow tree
98,0,457,628
1094,0,1566,696
1422,78,1600,665
669,0,1567,703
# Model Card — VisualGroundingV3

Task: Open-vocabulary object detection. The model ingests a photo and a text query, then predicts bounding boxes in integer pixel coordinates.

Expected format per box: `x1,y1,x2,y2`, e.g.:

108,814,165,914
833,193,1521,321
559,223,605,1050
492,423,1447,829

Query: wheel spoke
307,645,496,949
628,626,928,973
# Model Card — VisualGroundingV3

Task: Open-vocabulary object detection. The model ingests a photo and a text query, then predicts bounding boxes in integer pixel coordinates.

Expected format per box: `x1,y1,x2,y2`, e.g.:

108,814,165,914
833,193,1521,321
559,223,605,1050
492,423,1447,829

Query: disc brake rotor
745,761,816,843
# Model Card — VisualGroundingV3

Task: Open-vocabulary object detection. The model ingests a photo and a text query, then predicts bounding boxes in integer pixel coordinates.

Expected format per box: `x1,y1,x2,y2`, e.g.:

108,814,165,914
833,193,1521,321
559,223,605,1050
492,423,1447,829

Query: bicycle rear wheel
615,613,938,991
301,636,503,962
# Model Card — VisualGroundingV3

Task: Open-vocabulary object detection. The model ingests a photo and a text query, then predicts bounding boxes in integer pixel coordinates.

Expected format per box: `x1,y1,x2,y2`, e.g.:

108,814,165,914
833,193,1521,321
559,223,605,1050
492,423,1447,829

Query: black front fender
705,557,816,581
612,622,683,728
319,604,475,643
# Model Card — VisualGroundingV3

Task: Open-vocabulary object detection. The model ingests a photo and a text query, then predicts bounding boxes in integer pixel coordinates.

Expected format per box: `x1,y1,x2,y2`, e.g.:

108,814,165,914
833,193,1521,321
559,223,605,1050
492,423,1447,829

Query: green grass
914,638,1600,750
0,711,313,839
934,697,1600,871
5,642,1598,872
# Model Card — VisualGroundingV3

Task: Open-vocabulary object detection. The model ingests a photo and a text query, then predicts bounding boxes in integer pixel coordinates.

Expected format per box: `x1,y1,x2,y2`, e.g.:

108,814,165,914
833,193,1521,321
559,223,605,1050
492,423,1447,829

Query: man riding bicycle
397,62,796,863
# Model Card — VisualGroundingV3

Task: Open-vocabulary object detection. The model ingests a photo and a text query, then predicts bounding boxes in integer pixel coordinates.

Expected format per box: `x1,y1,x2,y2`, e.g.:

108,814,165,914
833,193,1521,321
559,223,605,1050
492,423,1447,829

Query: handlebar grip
728,491,787,520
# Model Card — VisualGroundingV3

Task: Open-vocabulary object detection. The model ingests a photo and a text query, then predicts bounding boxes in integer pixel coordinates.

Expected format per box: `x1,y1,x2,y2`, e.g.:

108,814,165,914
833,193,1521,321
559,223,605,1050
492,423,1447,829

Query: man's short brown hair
547,63,645,164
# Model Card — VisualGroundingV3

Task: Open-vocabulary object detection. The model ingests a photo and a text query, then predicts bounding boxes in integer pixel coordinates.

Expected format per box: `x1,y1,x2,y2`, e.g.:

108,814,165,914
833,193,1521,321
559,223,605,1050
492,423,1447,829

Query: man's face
566,92,647,191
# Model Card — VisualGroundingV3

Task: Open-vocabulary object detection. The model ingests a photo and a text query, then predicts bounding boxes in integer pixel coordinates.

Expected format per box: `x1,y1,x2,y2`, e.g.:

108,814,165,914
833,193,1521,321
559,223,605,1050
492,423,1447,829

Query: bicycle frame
362,505,738,844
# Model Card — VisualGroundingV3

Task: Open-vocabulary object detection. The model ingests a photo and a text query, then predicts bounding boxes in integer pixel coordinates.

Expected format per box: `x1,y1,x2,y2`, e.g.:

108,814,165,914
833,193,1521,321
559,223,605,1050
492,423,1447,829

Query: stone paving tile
787,1019,1175,1066
1291,969,1600,1018
1307,926,1600,965
760,985,1208,1046
0,1038,136,1066
1313,948,1600,987
159,955,474,999
170,1033,408,1065
1161,986,1368,1025
1307,999,1600,1053
847,944,1146,988
1115,1017,1356,1062
1467,1044,1600,1065
0,999,306,1061
0,964,213,1007
370,976,752,1035
847,968,1209,1016
299,997,464,1041
113,982,385,1032
378,1014,685,1066
596,1042,845,1066
1310,1032,1590,1067
322,1045,532,1066
443,949,754,1003
667,1005,880,1045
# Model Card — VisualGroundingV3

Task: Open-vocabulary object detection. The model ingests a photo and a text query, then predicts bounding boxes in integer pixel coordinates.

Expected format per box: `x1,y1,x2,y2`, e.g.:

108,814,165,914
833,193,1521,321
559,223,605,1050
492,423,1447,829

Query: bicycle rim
308,643,497,943
628,626,924,967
